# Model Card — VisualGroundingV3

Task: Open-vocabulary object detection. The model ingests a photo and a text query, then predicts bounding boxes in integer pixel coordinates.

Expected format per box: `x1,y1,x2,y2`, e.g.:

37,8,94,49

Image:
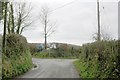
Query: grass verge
73,60,99,78
33,52,79,59
2,51,32,79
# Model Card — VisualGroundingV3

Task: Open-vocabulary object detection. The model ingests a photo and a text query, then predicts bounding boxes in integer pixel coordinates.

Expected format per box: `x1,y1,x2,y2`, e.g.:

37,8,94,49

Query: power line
49,0,76,13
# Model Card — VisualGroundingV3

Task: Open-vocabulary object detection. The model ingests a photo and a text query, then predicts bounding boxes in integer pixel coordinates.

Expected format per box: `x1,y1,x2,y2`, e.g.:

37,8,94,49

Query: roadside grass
33,52,78,59
73,59,98,78
0,57,1,78
73,40,120,78
2,51,32,78
2,34,33,79
0,49,1,79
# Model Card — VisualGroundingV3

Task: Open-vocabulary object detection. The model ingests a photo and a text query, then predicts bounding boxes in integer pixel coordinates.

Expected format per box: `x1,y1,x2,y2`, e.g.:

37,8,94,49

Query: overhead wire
49,0,76,13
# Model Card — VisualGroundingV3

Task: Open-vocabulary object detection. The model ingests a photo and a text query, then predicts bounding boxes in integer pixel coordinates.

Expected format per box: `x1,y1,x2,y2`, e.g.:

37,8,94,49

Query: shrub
0,35,2,77
5,34,29,57
2,34,32,79
74,40,120,78
28,43,38,55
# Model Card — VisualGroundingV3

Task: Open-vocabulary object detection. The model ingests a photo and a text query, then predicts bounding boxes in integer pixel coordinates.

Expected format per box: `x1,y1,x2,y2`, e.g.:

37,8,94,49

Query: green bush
5,34,29,57
74,40,120,78
2,34,32,79
33,51,49,58
28,43,38,55
33,47,80,59
0,35,2,78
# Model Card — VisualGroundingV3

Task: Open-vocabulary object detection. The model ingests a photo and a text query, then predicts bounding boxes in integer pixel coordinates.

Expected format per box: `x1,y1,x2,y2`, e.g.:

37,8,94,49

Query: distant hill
49,42,81,50
28,42,81,50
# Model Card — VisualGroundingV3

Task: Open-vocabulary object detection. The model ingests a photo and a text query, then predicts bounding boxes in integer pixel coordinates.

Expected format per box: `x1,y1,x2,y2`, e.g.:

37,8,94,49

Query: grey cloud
21,1,118,45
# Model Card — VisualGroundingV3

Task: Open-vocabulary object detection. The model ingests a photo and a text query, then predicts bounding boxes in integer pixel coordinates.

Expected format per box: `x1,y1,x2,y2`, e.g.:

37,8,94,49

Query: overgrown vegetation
74,40,120,78
32,45,81,59
2,34,32,79
28,43,43,55
0,35,2,78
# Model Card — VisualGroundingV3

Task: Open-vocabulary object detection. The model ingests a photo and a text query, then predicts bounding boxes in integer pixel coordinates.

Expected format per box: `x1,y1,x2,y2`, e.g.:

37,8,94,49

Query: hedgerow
74,40,120,78
2,34,32,79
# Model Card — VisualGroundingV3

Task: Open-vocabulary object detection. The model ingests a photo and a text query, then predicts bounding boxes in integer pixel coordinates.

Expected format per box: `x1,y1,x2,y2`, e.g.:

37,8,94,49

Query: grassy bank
2,51,32,78
74,60,98,78
73,40,120,78
0,57,1,79
0,35,2,78
2,34,32,79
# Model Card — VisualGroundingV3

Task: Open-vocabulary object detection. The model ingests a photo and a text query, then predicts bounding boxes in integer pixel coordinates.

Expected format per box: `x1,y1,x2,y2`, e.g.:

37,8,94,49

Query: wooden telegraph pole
97,0,101,41
97,0,102,62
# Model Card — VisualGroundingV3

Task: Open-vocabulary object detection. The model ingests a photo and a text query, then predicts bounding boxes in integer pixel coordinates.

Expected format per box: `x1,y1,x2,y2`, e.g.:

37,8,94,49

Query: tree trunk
16,13,22,34
10,4,15,33
7,13,11,34
45,34,47,50
0,2,2,20
45,19,47,50
2,2,8,53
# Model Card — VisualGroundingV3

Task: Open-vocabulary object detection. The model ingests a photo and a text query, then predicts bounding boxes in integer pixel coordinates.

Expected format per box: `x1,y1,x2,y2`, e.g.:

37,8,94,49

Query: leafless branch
39,5,57,50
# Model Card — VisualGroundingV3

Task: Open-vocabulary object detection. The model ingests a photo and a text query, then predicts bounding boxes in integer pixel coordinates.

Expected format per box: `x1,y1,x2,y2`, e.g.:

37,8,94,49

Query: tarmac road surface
18,58,79,78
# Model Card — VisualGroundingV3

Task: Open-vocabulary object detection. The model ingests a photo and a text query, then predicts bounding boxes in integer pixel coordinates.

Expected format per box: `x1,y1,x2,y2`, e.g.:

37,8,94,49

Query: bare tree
92,32,98,41
6,2,33,34
10,3,15,33
39,5,56,50
15,2,33,34
101,29,113,41
92,30,113,41
1,1,33,53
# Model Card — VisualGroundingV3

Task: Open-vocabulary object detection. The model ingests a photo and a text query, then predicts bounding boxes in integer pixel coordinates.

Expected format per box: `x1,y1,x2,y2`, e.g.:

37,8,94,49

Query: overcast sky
0,0,119,46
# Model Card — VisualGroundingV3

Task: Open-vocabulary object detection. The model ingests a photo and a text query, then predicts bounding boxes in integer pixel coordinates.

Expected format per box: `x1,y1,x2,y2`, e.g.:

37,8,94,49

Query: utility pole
97,0,101,41
97,0,102,62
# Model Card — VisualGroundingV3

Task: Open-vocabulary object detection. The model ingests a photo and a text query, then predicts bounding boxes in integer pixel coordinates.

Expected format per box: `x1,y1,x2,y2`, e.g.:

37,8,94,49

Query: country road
18,58,79,78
